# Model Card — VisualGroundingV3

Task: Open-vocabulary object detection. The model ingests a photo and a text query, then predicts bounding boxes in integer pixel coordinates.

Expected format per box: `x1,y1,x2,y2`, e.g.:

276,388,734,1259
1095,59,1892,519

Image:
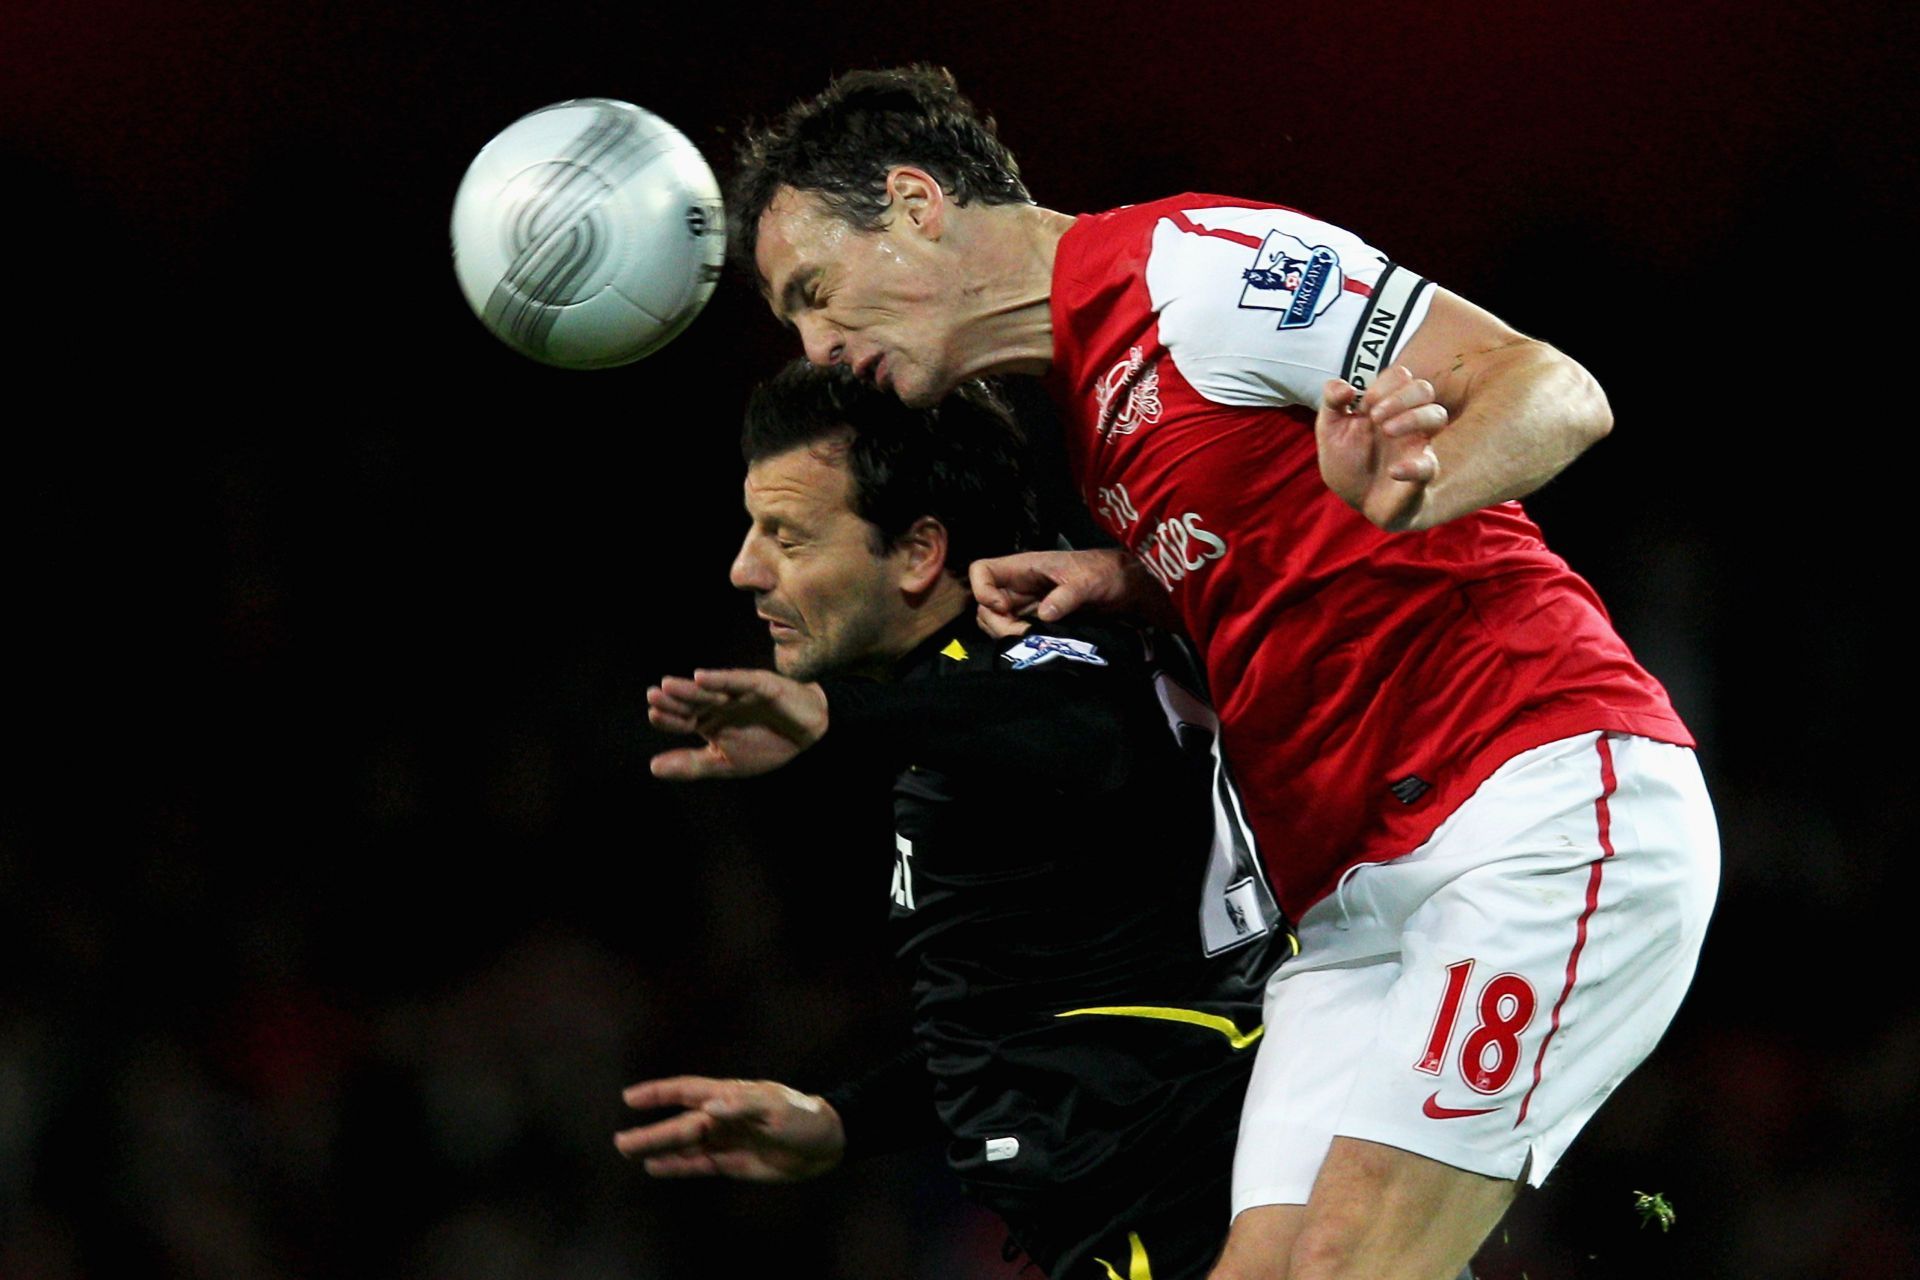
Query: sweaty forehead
753,190,809,287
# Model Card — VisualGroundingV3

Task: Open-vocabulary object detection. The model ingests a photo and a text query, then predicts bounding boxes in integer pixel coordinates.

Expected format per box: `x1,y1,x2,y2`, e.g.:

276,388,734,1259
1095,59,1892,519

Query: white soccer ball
450,98,727,369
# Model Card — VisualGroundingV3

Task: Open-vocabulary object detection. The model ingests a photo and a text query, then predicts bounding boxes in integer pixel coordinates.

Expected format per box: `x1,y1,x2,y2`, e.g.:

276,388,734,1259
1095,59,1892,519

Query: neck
950,203,1077,380
873,579,973,679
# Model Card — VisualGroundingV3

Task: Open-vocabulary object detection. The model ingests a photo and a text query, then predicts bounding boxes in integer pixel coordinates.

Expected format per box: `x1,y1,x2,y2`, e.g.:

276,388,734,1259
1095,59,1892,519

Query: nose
730,529,774,593
795,315,843,368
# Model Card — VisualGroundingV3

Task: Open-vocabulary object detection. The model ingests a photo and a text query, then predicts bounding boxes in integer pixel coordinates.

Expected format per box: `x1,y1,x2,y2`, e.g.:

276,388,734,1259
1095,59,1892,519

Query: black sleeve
815,1038,943,1162
817,627,1155,791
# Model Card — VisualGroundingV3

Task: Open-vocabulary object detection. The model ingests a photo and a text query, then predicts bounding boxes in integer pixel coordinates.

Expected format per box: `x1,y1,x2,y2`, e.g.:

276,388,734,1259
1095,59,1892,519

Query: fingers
616,1076,742,1164
654,676,729,710
1325,369,1447,438
652,669,791,710
614,1108,717,1159
1387,443,1441,485
689,668,781,698
968,558,1011,614
968,556,1057,630
615,1076,766,1148
1362,368,1446,439
976,602,1031,639
1366,367,1443,487
614,1076,799,1177
970,553,1068,604
649,674,763,744
648,678,729,734
974,587,1045,632
647,703,698,735
623,1076,733,1112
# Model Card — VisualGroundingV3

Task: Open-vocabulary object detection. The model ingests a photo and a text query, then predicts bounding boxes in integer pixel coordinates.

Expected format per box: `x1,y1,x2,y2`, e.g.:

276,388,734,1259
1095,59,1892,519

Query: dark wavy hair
741,361,1041,578
728,64,1032,272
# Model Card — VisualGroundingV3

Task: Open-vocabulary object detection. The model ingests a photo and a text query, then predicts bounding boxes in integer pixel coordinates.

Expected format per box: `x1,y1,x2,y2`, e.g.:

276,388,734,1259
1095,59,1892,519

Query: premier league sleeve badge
1238,229,1343,330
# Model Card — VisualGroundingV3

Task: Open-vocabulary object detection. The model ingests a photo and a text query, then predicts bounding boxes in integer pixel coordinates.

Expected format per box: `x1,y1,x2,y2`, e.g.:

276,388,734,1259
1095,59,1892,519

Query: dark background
3,1,1907,1277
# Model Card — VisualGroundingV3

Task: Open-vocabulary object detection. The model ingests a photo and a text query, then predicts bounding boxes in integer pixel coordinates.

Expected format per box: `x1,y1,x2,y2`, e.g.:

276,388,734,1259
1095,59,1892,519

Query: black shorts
983,1115,1239,1280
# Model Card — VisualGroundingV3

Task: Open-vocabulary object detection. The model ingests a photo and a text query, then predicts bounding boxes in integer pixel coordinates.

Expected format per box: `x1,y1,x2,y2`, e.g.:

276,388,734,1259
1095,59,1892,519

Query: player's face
755,186,963,409
729,442,915,682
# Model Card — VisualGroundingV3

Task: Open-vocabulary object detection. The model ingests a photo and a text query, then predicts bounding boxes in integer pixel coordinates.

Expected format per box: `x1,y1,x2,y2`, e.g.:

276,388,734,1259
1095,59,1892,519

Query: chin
890,370,948,410
773,647,823,683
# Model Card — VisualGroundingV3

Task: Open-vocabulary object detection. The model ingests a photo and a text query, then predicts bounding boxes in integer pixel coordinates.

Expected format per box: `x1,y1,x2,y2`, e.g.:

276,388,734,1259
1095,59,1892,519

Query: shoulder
1142,200,1396,307
914,619,1156,679
1134,202,1433,410
1059,194,1277,267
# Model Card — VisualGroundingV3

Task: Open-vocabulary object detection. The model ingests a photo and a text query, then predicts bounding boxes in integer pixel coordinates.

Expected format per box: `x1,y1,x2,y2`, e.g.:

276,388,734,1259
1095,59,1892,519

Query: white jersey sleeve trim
1144,204,1434,410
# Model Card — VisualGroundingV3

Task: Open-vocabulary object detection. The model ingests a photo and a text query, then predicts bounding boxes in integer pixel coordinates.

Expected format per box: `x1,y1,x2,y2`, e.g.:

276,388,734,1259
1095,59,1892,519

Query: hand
647,669,830,780
616,1076,845,1182
1315,366,1450,532
969,548,1168,637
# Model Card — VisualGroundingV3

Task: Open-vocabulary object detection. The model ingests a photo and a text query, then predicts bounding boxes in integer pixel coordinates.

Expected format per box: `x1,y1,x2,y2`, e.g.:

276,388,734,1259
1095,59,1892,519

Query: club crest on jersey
1094,345,1162,439
1239,230,1343,329
1002,635,1109,670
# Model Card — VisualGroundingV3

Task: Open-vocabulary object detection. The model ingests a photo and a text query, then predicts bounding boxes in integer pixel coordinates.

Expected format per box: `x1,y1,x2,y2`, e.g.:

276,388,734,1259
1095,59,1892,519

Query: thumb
1033,581,1084,623
651,747,727,781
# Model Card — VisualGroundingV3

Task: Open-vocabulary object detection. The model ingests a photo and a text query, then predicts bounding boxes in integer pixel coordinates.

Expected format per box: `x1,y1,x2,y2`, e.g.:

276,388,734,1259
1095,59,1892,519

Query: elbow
1543,351,1605,454
1563,356,1613,451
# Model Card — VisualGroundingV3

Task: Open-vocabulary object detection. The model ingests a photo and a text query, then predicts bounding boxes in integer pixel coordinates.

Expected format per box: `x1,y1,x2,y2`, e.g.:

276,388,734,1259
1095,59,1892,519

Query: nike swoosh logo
1423,1091,1498,1120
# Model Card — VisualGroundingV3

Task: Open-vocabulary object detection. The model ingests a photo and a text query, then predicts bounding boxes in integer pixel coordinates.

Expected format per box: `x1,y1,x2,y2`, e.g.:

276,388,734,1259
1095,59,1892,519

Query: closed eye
775,268,825,329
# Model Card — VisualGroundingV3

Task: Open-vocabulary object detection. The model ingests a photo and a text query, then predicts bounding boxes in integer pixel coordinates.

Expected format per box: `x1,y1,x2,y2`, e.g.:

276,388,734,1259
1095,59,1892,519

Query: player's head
732,361,1040,681
731,65,1033,407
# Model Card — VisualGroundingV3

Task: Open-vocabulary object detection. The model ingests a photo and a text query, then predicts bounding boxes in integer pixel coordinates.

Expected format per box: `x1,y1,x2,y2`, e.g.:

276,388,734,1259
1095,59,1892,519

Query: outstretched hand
615,1075,845,1182
647,669,829,780
1315,366,1451,532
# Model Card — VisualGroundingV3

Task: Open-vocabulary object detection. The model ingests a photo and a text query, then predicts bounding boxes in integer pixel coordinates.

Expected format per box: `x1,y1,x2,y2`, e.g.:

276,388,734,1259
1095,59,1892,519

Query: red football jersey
1044,195,1691,917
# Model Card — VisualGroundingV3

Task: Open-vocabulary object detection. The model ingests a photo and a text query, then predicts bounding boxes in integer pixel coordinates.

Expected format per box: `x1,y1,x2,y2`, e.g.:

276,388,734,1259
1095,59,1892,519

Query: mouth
758,611,799,638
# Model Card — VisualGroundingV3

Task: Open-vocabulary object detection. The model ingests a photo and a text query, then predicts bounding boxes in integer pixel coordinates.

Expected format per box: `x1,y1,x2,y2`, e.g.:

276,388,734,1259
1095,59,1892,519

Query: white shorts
1231,732,1719,1214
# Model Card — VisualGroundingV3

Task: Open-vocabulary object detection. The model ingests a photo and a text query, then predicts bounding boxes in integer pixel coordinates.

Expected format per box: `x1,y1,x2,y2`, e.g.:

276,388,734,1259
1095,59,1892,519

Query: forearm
1425,343,1613,523
1377,285,1614,533
1407,338,1612,532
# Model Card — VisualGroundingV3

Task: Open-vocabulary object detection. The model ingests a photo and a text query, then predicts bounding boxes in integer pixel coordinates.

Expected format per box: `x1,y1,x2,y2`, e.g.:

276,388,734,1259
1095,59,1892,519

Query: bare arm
1317,288,1613,532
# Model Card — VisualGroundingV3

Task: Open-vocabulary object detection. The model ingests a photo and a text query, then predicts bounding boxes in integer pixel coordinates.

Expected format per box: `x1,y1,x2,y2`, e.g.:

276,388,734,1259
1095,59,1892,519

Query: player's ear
894,516,950,595
886,167,945,238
